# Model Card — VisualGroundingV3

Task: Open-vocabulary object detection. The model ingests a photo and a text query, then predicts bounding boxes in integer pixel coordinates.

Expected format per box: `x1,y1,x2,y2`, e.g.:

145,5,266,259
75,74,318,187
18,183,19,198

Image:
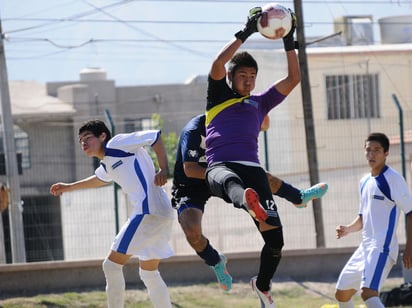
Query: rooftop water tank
378,15,412,44
79,67,107,82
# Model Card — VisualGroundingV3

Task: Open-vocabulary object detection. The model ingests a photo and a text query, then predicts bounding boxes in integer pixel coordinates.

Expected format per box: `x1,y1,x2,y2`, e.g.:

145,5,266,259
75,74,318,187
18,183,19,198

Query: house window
0,125,30,171
124,118,154,133
14,127,30,168
325,74,380,120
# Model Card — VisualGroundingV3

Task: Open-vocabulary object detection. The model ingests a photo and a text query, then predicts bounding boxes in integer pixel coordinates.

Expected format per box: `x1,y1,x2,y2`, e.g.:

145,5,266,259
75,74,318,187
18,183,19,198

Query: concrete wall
1,247,405,298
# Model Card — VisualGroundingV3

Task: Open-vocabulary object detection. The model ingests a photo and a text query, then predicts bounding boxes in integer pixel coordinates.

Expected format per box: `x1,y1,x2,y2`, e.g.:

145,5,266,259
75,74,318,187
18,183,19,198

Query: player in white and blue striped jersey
50,119,174,308
335,132,412,308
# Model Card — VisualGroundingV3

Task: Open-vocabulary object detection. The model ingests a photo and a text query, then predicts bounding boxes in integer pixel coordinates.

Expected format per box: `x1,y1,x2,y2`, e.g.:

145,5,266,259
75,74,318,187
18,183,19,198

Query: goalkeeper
203,6,321,308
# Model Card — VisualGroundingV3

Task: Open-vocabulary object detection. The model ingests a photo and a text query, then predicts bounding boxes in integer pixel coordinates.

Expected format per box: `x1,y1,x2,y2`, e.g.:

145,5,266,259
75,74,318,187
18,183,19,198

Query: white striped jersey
359,165,412,261
95,130,174,219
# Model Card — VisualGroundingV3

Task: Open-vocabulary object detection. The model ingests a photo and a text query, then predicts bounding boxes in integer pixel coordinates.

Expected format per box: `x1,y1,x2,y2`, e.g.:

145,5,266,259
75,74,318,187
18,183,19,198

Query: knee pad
206,166,243,202
262,227,284,252
259,229,284,286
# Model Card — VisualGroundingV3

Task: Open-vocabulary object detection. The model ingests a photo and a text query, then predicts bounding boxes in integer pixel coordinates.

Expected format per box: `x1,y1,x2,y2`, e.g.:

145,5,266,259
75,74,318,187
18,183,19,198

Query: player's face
78,131,103,158
230,67,257,96
365,141,388,176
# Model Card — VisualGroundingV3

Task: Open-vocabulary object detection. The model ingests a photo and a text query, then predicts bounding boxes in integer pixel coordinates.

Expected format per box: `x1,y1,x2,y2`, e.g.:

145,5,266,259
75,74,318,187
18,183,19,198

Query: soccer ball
257,3,293,40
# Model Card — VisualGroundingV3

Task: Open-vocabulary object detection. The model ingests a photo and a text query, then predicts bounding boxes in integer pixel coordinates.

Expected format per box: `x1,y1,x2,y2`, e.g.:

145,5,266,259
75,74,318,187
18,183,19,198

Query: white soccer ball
257,3,293,40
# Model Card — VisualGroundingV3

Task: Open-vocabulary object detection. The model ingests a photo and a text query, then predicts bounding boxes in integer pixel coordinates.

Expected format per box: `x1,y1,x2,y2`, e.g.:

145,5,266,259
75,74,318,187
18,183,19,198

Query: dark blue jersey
172,114,208,188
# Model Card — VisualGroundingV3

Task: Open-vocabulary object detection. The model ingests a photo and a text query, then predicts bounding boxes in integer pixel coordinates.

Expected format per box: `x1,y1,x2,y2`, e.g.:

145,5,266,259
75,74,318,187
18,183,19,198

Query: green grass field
0,277,410,308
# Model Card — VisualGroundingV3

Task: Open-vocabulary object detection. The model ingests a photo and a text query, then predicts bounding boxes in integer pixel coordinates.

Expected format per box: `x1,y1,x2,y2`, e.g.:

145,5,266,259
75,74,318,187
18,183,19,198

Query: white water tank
79,67,107,82
378,15,412,44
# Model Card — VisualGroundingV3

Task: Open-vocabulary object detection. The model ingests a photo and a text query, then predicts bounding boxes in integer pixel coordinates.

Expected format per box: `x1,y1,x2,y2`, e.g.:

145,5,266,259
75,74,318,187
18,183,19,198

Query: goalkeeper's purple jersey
205,76,286,165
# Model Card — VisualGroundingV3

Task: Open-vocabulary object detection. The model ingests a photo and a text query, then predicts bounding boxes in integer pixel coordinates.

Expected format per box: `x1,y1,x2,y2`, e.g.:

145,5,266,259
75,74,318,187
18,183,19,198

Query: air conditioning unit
334,15,374,45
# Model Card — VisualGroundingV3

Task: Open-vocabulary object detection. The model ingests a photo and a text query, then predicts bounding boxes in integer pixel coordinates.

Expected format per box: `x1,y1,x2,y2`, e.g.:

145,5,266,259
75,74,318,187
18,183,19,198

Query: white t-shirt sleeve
95,164,112,182
358,174,370,216
106,130,160,153
391,174,412,215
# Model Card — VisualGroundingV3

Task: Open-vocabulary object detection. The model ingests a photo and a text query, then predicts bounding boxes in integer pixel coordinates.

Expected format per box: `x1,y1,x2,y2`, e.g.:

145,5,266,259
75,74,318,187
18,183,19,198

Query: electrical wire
1,0,411,104
81,0,209,57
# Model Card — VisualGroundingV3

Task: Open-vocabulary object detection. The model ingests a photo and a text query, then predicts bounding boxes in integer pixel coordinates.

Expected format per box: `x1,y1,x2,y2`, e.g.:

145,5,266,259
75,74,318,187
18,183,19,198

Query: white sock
338,300,355,308
102,258,125,308
139,267,172,308
365,296,385,308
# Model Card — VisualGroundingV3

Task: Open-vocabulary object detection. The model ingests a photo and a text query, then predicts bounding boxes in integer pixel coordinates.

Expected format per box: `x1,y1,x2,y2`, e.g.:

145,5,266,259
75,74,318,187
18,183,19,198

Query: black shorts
206,162,282,227
171,183,212,215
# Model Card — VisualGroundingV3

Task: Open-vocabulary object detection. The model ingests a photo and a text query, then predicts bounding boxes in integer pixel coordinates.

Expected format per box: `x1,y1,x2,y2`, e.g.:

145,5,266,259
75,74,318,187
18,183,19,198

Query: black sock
197,240,220,266
275,181,302,204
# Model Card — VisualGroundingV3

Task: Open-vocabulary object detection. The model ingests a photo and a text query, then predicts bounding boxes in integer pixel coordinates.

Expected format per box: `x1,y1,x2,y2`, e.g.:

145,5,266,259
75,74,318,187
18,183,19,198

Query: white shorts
111,213,174,261
336,245,395,292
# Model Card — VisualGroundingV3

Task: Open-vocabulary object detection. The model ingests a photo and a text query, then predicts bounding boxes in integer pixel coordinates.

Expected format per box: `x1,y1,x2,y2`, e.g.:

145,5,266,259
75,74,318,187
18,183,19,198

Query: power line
124,0,412,3
5,17,411,26
2,1,133,34
81,0,208,57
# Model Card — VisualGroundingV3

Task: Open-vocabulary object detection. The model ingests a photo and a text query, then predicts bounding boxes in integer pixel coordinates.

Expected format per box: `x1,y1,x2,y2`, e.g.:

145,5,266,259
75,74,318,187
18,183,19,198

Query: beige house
253,43,412,253
253,43,412,174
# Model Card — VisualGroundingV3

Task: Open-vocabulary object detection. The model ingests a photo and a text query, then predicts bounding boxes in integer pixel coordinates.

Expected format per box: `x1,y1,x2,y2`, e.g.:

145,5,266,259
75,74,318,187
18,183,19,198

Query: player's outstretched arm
152,136,169,186
50,175,107,196
282,10,298,52
275,10,300,96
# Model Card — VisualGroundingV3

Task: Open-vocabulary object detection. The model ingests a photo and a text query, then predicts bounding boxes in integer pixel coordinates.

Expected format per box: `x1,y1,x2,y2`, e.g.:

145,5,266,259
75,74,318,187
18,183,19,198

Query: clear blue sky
0,0,411,86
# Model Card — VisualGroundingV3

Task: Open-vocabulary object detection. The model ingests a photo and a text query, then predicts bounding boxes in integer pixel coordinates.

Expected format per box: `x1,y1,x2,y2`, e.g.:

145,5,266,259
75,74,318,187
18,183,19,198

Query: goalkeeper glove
283,10,299,51
235,7,262,43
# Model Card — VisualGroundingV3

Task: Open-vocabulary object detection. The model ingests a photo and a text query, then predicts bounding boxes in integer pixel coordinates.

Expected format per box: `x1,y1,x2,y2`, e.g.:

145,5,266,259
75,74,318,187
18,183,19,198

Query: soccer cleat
243,188,268,222
210,254,232,292
296,182,328,208
250,276,275,308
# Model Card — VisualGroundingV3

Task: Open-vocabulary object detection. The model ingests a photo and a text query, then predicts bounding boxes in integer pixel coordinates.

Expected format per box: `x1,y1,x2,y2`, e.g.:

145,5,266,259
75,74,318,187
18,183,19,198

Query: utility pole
293,0,325,247
0,17,26,262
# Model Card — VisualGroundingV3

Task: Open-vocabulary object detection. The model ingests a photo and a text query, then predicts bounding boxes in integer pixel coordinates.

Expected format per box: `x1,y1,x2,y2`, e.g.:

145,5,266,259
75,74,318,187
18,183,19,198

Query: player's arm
210,8,261,81
210,40,241,81
403,213,412,269
395,180,412,268
50,175,108,196
183,161,206,180
274,11,300,96
335,215,363,239
152,136,169,186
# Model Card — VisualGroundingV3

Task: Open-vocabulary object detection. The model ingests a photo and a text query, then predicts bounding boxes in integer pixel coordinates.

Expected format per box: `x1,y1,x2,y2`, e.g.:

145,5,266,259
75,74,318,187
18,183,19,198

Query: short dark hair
78,119,112,143
228,51,258,76
365,132,390,152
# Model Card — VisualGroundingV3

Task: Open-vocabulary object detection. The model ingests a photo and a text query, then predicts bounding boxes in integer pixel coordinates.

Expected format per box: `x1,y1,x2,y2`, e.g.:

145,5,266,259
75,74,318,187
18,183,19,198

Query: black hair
228,51,258,76
365,132,390,152
78,119,112,143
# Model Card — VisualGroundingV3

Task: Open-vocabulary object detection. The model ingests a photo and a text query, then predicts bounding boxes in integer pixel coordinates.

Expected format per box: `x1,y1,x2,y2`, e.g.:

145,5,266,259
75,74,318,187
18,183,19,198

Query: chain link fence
1,113,412,263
